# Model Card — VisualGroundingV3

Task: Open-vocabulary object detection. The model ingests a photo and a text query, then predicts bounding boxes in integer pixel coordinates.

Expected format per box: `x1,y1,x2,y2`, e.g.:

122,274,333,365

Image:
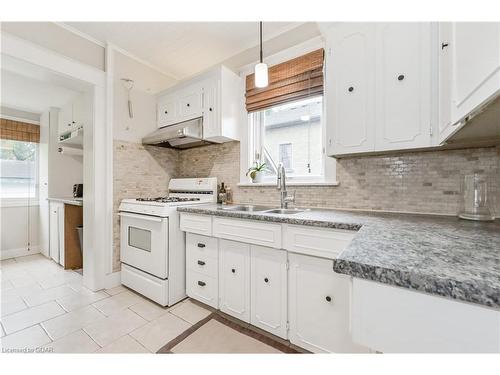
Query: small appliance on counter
458,174,495,221
73,184,83,198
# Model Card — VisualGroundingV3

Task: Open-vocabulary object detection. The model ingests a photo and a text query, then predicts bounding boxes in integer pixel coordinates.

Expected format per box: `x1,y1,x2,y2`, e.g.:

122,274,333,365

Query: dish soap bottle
219,182,227,205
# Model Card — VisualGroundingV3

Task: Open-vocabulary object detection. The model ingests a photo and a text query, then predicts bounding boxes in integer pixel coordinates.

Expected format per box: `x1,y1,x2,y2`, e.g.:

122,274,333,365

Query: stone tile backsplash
114,140,499,271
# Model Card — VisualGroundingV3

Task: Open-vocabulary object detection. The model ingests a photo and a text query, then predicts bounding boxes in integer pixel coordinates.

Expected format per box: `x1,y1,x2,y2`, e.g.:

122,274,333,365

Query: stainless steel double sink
219,205,308,215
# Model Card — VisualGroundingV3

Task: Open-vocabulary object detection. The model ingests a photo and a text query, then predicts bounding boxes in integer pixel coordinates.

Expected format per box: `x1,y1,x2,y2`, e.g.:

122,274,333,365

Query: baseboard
1,246,41,260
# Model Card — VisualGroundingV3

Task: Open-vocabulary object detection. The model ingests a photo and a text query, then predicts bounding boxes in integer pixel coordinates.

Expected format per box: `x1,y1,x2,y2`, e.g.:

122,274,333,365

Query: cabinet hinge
286,321,290,330
285,261,289,271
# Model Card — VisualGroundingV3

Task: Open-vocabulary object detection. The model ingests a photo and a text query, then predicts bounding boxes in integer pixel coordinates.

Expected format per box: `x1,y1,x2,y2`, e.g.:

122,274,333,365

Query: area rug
157,313,300,354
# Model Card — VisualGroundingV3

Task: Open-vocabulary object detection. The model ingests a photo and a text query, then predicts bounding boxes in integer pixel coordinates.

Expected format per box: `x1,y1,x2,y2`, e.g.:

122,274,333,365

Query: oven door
119,212,168,279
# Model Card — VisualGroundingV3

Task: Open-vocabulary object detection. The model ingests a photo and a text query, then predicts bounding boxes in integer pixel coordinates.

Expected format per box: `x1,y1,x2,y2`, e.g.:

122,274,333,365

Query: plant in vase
246,162,267,183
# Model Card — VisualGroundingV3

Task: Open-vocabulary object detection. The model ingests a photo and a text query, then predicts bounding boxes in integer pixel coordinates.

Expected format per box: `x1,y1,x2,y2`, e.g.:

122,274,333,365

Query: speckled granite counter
47,197,83,206
177,203,500,309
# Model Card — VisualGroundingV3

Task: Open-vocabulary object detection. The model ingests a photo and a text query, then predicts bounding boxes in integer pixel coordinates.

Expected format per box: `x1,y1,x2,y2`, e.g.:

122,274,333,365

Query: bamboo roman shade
245,48,324,112
0,118,40,143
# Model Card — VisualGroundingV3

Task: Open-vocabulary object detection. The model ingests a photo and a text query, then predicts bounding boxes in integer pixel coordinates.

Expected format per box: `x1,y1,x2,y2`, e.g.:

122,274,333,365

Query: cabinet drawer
186,270,218,309
186,235,218,278
213,217,282,249
283,224,356,259
180,213,212,236
186,233,218,259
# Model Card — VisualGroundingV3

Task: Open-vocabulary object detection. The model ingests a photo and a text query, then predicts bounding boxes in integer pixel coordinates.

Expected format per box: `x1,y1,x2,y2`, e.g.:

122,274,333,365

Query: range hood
142,117,212,149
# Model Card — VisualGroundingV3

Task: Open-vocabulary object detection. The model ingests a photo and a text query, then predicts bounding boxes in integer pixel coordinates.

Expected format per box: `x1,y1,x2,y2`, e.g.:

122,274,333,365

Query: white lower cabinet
288,253,367,353
250,245,288,339
49,201,64,265
218,239,251,322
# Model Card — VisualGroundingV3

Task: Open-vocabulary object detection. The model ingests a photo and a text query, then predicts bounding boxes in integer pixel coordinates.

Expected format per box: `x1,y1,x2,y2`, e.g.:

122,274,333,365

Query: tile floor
0,254,212,353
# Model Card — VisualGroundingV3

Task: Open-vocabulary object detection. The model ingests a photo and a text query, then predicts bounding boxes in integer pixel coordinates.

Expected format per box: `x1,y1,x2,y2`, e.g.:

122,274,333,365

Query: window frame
245,95,336,185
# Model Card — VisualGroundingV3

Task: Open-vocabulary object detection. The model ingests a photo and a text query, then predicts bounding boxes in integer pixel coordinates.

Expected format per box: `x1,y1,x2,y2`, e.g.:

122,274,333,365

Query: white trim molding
1,32,116,291
1,246,41,260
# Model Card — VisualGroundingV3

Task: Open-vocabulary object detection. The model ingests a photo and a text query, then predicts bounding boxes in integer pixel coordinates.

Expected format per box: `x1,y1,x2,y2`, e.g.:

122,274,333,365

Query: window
249,95,324,181
0,139,38,200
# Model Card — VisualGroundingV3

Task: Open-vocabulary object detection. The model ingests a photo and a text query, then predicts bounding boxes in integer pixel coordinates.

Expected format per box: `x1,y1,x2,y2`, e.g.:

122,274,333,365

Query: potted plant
246,162,267,183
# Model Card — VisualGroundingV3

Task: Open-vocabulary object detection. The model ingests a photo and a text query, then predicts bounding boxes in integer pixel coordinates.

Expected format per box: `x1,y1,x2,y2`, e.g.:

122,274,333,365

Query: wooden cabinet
49,201,83,269
374,23,432,151
156,65,241,142
218,239,251,322
439,22,500,143
325,22,434,156
250,245,288,339
325,23,376,155
288,253,366,353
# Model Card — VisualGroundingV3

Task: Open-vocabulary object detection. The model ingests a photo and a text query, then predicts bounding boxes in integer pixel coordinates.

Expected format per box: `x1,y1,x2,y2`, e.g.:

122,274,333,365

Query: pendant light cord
259,21,263,63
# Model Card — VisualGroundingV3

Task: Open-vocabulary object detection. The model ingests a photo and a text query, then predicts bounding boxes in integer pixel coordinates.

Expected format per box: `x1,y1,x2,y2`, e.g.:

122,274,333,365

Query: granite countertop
47,197,83,206
177,203,500,309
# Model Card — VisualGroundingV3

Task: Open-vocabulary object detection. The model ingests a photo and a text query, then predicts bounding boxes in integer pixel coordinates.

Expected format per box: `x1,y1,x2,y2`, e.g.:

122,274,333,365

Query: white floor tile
1,283,43,300
169,299,212,325
1,295,28,317
41,305,106,340
9,274,39,289
1,301,66,334
38,272,81,289
1,279,14,291
92,291,143,316
14,254,46,264
83,309,147,347
57,289,109,312
0,325,51,352
129,299,170,321
0,258,17,266
41,330,100,353
23,285,77,307
130,312,191,352
96,334,150,353
104,285,128,296
1,323,5,337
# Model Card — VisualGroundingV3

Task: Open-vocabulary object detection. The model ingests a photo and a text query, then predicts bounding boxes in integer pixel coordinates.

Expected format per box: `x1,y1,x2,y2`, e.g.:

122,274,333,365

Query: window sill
237,181,339,187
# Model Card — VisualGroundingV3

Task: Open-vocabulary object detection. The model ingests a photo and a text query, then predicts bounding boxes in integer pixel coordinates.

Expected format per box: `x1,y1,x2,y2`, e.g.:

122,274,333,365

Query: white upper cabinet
58,93,87,136
439,22,500,143
326,23,376,155
374,23,432,151
156,65,242,143
325,22,434,156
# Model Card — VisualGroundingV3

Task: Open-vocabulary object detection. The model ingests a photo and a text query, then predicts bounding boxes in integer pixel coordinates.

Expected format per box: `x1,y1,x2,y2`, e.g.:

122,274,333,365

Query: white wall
1,205,40,260
1,22,105,71
113,50,176,142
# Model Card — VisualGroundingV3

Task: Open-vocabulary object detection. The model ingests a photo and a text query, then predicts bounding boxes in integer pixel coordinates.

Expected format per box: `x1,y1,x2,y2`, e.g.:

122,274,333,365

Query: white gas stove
118,178,217,306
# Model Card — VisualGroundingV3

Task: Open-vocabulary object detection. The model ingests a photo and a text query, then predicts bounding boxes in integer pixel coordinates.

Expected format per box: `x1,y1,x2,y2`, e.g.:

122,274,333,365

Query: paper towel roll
58,147,83,156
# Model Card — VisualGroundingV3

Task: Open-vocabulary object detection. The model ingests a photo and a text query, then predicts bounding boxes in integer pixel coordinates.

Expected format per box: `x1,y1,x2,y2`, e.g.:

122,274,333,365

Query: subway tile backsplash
113,140,499,271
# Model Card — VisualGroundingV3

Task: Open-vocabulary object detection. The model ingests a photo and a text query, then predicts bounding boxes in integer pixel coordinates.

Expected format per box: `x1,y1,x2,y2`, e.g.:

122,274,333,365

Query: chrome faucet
277,163,295,209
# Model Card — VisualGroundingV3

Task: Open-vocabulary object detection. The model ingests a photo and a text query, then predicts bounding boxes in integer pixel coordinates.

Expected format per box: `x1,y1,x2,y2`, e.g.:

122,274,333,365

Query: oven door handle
118,212,163,223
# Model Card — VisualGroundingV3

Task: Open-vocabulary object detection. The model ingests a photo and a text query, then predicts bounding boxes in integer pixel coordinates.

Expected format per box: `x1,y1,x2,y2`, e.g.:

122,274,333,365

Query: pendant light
254,21,268,88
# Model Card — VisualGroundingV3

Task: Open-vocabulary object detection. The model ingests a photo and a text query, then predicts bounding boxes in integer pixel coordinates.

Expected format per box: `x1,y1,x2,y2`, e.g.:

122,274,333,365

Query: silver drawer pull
198,281,206,287
197,260,205,266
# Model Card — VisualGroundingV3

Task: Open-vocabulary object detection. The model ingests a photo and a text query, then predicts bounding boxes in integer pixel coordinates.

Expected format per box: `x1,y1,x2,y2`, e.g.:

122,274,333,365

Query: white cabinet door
218,239,250,322
288,253,367,353
375,23,432,151
71,94,85,132
450,23,500,127
250,245,288,339
58,102,73,135
178,85,203,121
438,22,455,141
157,94,177,127
202,80,220,140
325,23,376,155
57,204,65,266
49,203,60,263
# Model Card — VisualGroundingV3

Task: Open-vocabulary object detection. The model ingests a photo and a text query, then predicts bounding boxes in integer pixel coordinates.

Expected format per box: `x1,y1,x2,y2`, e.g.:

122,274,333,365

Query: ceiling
63,22,304,79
